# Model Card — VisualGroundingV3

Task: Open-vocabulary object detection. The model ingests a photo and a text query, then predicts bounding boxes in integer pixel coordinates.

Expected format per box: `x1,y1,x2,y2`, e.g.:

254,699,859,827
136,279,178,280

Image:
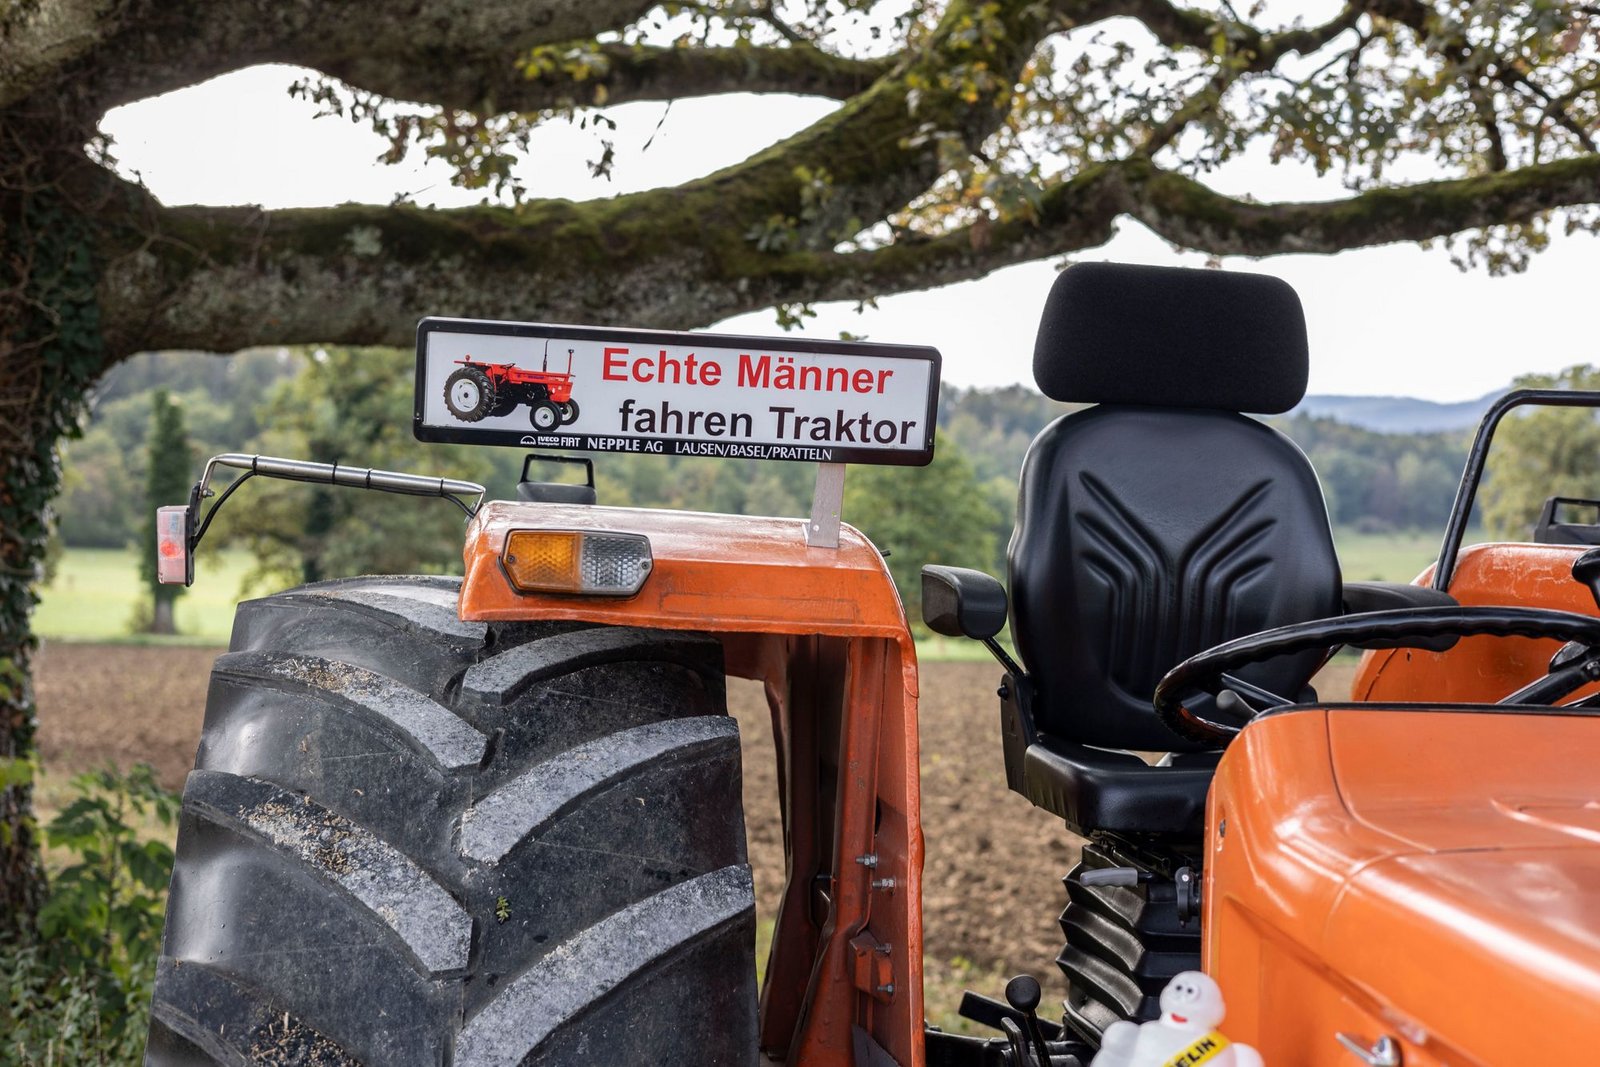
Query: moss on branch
1132,155,1600,254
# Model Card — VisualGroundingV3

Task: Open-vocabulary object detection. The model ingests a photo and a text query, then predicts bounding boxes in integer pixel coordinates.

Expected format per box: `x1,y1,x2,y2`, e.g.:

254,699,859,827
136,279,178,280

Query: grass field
34,527,1458,646
1332,527,1449,584
33,547,268,643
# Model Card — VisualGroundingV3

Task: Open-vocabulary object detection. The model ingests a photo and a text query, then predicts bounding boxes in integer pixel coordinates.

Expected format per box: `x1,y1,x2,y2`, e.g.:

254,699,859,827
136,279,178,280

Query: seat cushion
1022,738,1220,837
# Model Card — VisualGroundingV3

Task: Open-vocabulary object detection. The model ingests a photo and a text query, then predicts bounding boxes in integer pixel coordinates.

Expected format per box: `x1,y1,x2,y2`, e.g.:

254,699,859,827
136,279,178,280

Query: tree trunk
0,176,110,935
151,597,176,635
0,651,45,942
0,410,60,940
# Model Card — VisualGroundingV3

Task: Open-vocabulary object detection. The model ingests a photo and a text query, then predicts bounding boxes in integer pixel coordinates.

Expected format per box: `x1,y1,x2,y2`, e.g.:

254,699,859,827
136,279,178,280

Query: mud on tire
145,576,758,1066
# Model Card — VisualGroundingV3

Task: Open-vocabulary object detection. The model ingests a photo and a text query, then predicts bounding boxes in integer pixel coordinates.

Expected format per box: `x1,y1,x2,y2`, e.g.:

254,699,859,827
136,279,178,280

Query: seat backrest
1009,262,1341,752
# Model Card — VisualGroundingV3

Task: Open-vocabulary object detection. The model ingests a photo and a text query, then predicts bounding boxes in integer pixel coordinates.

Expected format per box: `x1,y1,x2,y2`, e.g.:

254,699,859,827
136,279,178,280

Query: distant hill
1291,392,1498,434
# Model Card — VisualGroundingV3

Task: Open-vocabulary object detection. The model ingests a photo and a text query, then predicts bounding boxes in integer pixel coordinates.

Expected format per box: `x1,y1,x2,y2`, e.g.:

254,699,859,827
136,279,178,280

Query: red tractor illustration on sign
444,340,580,430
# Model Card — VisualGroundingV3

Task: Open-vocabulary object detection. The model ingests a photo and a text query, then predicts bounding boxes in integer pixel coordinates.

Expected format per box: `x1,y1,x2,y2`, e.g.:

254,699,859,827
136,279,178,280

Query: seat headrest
1033,261,1309,414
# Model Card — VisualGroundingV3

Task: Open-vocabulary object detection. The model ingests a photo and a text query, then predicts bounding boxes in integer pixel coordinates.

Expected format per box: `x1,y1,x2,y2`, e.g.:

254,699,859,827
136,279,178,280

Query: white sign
414,318,941,466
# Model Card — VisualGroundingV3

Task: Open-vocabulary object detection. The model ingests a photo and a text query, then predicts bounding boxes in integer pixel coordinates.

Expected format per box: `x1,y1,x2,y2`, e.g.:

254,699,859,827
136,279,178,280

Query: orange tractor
145,263,1600,1066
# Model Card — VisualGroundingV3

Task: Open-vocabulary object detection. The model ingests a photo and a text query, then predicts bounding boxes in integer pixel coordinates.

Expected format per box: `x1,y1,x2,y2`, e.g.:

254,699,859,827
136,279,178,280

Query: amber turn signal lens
501,530,653,597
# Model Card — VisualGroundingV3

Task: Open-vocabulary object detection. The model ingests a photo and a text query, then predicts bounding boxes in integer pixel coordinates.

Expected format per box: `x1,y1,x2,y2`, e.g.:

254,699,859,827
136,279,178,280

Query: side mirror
921,565,1008,640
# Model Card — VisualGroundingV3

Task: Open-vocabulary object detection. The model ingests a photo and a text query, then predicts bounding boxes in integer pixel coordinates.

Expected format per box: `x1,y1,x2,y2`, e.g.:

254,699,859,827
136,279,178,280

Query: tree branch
1128,154,1600,254
1496,62,1600,155
1058,0,1215,48
1064,0,1361,63
319,42,895,113
1359,0,1436,36
94,153,1600,354
3,0,664,114
1073,0,1365,156
736,154,1600,304
0,0,129,110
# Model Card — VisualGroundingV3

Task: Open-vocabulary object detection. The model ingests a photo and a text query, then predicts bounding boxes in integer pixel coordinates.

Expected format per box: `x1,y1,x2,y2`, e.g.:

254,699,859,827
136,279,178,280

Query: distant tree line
1478,365,1600,540
1268,413,1465,532
51,351,301,549
64,350,1588,607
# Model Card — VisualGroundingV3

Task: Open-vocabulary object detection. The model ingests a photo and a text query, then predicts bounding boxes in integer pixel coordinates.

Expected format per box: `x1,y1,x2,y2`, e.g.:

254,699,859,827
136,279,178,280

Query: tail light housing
501,530,653,597
155,505,194,586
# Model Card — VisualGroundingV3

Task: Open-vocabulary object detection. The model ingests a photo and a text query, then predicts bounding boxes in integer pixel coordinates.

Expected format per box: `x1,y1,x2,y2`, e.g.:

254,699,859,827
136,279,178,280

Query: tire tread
148,577,756,1066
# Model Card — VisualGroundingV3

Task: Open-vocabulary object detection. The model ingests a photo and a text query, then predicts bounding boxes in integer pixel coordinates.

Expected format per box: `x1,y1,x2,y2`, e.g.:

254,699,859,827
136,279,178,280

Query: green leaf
124,842,173,891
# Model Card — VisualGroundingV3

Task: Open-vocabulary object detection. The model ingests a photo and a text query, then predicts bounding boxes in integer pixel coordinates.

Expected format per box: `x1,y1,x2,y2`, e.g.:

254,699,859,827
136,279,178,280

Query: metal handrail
1433,389,1600,592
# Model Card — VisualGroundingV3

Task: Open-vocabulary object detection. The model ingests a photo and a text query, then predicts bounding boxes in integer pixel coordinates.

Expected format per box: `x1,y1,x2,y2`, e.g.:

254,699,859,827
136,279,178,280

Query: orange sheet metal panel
1353,543,1594,703
1209,706,1600,1065
459,502,925,1066
460,501,910,637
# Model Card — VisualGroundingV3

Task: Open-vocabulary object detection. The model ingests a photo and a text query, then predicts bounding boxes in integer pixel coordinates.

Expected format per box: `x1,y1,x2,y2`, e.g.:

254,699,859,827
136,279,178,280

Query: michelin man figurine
1090,971,1262,1067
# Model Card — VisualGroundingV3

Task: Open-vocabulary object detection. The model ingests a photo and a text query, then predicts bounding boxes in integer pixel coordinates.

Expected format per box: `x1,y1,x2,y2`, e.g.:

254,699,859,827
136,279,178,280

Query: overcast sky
102,64,1600,402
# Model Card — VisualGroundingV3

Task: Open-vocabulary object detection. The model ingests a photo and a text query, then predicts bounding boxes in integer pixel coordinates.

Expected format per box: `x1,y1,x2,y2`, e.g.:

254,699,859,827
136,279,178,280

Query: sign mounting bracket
807,463,846,549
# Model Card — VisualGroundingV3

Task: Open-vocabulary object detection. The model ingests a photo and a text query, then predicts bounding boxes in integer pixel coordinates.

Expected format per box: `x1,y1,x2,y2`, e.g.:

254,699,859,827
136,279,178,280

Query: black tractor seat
921,261,1467,1044
1022,741,1219,837
923,262,1458,842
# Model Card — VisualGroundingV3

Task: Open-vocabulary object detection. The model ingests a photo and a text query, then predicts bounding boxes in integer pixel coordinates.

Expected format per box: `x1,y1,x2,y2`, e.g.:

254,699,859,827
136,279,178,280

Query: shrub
1,765,178,1066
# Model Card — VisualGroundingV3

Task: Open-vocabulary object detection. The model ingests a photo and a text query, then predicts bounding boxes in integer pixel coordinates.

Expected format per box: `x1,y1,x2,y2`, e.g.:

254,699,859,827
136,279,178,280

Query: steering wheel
1152,606,1600,745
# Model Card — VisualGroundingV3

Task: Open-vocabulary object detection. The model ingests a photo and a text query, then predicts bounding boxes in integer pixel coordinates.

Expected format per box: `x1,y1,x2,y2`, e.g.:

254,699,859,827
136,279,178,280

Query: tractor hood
1206,706,1600,1065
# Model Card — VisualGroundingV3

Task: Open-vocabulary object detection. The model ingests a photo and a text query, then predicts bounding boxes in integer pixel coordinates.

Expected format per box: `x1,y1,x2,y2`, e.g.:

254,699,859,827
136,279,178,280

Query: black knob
1003,975,1052,1065
1004,974,1041,1014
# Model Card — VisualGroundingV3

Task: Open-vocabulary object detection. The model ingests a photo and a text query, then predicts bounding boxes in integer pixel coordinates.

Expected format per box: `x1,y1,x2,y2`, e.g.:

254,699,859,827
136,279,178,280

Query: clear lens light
502,530,652,596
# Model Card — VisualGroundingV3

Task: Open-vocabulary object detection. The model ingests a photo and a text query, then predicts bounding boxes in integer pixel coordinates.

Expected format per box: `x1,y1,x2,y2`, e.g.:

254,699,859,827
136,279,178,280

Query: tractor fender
459,501,908,639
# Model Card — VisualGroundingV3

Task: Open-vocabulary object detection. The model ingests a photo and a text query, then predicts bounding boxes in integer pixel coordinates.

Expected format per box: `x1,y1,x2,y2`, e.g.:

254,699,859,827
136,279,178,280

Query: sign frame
414,317,942,467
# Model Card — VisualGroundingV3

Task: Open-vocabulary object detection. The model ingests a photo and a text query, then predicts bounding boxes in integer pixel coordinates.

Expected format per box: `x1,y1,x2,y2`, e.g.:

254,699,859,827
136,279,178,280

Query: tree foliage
216,348,503,588
1271,412,1464,530
2,765,177,1065
845,432,1002,624
6,0,1600,363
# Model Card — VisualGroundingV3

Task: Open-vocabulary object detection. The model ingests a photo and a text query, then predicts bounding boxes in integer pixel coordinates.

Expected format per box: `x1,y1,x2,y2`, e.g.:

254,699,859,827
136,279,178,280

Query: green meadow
1332,527,1446,584
33,548,263,643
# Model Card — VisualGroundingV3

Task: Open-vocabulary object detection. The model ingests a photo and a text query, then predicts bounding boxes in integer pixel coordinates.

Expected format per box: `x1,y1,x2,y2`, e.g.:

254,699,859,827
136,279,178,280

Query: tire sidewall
445,368,494,421
529,401,562,431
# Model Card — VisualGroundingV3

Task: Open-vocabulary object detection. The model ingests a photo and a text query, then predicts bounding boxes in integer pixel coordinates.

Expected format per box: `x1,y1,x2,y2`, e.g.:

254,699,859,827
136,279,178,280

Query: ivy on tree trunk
0,190,107,939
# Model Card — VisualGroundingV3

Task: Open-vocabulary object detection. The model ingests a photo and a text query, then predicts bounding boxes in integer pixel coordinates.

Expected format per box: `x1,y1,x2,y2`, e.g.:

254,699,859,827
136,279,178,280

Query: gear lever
1003,974,1054,1066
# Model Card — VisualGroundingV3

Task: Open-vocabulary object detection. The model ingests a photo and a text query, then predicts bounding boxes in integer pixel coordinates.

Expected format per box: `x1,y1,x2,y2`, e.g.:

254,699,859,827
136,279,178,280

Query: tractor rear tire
557,400,580,425
145,576,758,1066
445,368,495,422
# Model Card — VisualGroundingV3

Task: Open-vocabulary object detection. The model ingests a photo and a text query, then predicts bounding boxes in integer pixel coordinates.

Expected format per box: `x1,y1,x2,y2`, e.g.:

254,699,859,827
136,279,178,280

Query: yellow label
1161,1030,1232,1067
